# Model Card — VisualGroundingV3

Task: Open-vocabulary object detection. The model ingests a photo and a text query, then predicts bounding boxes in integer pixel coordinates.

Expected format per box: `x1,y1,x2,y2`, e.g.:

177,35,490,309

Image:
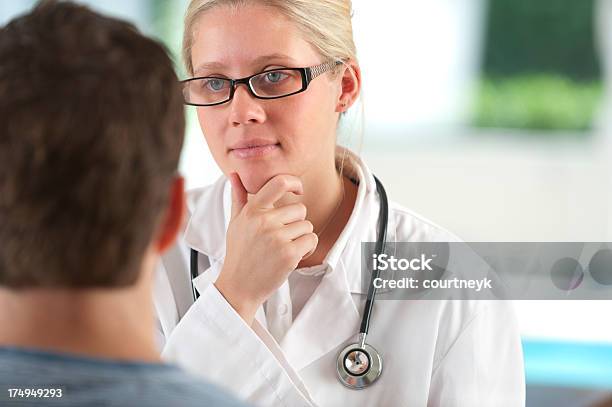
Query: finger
251,174,303,209
269,203,307,225
291,232,318,261
279,220,313,241
228,172,248,219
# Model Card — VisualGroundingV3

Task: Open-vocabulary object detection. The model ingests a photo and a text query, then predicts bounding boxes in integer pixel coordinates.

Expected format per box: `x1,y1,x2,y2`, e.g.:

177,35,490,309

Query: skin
0,177,186,362
189,4,362,324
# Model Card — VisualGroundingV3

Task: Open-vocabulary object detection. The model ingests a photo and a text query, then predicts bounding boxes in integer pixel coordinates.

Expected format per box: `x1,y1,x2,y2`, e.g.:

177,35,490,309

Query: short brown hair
0,1,185,288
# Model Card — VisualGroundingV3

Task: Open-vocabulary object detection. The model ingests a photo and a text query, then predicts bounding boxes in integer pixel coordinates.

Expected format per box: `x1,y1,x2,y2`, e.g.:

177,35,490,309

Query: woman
154,1,525,405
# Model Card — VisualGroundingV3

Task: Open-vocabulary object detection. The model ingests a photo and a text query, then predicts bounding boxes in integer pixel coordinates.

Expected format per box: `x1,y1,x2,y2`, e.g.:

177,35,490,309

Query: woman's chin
237,171,276,195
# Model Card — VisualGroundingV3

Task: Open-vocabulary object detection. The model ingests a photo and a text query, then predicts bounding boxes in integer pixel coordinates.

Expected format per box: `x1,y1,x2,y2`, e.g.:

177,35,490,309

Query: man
0,1,245,405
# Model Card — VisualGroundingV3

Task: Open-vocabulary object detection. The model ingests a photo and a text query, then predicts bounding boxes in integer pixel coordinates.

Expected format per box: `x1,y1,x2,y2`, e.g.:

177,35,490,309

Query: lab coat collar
183,175,231,262
322,147,369,272
329,147,393,296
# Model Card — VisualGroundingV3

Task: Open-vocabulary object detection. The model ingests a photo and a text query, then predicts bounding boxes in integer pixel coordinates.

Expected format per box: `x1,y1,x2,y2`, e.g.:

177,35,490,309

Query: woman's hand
215,172,318,325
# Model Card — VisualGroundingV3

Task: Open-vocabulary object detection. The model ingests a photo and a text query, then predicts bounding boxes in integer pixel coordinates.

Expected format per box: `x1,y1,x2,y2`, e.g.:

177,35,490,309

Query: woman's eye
204,79,226,92
265,72,287,83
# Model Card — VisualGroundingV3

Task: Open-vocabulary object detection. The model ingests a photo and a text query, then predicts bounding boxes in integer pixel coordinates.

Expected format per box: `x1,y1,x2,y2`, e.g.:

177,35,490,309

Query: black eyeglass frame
181,60,342,107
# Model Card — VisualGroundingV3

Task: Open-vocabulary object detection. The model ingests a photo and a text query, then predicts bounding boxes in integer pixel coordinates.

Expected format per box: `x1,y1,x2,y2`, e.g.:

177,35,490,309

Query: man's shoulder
0,348,246,407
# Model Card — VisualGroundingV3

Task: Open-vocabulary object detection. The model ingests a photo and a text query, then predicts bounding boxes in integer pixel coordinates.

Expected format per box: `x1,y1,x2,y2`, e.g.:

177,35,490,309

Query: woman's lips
229,143,280,159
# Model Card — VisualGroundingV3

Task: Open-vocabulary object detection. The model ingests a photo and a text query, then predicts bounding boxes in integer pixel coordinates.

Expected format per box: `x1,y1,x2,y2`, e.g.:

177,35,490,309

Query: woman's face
190,4,342,193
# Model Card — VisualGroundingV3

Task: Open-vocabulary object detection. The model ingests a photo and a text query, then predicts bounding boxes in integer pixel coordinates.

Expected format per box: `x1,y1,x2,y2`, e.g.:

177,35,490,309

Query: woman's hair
182,0,357,76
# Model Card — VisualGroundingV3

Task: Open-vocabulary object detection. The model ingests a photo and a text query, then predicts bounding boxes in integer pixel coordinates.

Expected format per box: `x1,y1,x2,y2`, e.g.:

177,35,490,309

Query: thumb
229,172,248,219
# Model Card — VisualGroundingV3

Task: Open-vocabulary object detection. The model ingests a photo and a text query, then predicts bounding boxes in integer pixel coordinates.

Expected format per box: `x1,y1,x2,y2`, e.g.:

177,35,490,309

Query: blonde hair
182,0,356,76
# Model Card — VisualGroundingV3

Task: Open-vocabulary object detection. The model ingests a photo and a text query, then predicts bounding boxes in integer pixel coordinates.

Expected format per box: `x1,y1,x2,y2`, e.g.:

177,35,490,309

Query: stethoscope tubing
359,175,388,336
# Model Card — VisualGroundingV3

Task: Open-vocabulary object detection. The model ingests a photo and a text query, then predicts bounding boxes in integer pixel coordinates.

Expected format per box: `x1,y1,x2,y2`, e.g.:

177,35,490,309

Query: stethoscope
189,175,389,390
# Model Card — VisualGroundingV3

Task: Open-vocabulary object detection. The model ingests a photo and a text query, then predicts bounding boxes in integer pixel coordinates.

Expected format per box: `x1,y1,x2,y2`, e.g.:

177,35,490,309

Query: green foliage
472,75,603,130
483,0,600,80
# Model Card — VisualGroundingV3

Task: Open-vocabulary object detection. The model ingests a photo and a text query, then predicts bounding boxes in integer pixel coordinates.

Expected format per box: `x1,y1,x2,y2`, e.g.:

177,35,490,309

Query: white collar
184,146,388,295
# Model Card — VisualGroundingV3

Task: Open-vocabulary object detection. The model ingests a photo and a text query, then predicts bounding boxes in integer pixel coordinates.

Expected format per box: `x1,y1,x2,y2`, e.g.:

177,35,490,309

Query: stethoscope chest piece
336,340,383,389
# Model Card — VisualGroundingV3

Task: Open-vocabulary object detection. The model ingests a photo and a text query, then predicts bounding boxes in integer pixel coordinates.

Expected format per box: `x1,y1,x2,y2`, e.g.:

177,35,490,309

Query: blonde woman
153,1,525,405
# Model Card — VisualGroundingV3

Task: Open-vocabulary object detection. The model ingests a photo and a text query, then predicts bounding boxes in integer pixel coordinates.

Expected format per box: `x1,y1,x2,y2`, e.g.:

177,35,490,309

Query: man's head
0,0,185,289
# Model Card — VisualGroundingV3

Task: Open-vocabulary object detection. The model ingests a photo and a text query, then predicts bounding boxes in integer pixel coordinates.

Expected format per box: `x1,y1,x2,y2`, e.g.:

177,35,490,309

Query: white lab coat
153,148,525,407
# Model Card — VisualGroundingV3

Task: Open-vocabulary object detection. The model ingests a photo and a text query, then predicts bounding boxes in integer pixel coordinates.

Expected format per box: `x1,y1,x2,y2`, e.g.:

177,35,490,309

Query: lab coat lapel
280,261,361,372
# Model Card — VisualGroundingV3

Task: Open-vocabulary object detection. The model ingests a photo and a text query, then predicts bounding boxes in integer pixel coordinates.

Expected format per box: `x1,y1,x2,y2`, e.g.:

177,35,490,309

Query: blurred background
2,1,612,405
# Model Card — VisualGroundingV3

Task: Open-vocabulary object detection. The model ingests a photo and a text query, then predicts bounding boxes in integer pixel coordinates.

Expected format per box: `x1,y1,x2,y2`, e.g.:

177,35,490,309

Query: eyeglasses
181,60,341,107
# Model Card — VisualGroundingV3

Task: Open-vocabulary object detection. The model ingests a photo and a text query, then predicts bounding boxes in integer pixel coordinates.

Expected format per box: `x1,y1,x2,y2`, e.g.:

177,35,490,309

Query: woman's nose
228,84,266,127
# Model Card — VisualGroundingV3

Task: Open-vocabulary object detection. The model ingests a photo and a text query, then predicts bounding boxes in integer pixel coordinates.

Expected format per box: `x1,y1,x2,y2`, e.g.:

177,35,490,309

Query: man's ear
155,176,186,254
336,59,362,113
